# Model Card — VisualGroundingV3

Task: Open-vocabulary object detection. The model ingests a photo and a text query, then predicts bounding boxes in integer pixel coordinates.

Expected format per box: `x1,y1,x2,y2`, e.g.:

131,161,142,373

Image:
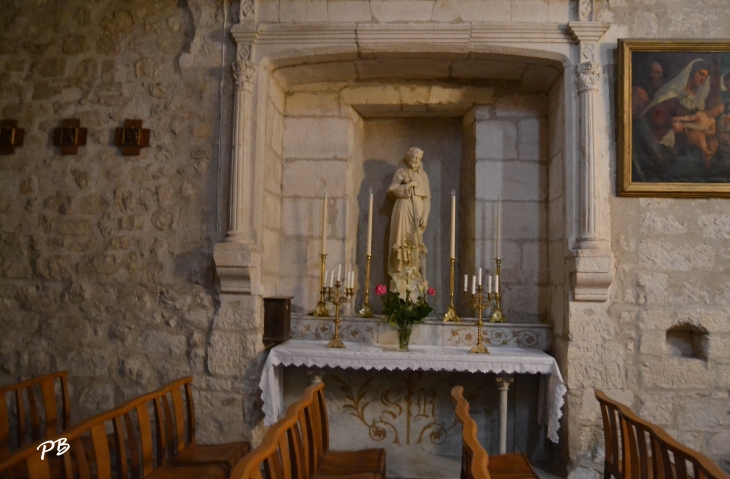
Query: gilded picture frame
618,39,730,197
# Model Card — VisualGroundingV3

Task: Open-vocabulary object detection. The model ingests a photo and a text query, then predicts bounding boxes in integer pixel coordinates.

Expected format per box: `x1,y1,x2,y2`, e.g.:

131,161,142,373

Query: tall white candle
496,196,502,259
488,275,493,294
463,274,468,292
450,189,456,259
478,268,482,286
337,264,341,282
351,271,355,288
324,270,329,288
471,275,476,295
321,194,328,256
329,270,334,288
366,188,373,256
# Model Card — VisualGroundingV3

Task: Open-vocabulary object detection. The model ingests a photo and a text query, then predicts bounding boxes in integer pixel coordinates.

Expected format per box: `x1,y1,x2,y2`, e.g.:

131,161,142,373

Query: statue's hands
408,181,419,189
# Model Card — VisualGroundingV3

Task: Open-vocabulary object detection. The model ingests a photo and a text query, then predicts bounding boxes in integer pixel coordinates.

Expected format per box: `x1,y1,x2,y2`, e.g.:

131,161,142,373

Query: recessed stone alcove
262,56,561,325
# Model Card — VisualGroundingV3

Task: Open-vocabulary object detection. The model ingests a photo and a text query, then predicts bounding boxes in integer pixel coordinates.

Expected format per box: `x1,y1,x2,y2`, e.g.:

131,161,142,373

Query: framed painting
618,39,730,197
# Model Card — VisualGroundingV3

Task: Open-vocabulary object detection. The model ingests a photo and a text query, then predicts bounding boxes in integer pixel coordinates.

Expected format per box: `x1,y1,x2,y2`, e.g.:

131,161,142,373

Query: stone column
575,62,603,250
226,56,257,244
496,375,514,455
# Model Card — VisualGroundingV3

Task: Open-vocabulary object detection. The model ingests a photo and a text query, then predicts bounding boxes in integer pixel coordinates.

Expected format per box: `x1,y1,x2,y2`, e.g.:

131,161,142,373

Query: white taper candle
450,189,456,259
478,268,482,286
463,274,468,292
488,275,493,294
496,196,502,259
321,194,328,256
337,264,341,282
471,275,476,295
366,188,373,256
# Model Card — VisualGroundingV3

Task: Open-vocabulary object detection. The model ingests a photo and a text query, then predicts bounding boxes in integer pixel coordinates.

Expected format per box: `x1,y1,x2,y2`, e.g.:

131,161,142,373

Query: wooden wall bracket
115,119,150,156
0,120,25,155
53,119,87,155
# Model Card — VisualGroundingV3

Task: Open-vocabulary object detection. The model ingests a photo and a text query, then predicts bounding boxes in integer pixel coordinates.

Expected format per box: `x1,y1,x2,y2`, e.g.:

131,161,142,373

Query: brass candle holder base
326,280,353,349
312,254,330,317
358,254,374,318
464,285,490,355
443,257,460,322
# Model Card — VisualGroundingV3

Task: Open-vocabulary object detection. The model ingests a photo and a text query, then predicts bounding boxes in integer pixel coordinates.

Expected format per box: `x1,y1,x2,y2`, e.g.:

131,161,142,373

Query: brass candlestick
490,258,506,323
312,254,330,317
443,257,460,322
325,280,354,348
358,254,374,318
464,284,490,354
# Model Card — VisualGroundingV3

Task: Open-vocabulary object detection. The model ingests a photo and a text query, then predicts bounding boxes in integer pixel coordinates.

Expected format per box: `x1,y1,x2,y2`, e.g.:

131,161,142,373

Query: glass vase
397,322,414,352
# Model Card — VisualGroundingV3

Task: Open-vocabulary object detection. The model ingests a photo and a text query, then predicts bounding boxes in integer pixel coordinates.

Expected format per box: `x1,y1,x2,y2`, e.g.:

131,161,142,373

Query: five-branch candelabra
325,280,354,348
464,284,490,354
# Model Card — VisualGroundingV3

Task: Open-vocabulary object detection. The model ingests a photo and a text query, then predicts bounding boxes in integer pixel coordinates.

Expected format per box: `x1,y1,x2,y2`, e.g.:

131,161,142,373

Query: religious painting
618,40,730,197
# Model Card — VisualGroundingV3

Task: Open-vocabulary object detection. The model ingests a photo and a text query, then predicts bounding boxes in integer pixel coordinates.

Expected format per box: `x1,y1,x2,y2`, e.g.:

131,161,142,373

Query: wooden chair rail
595,390,730,479
0,371,70,460
451,385,538,479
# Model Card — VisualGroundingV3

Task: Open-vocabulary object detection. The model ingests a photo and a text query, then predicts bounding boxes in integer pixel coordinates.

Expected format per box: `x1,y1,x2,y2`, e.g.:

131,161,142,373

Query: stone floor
387,454,563,479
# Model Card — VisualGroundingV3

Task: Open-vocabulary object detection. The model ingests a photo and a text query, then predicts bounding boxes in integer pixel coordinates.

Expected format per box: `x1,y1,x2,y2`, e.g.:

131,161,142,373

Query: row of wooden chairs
595,390,729,479
0,376,250,479
230,381,386,479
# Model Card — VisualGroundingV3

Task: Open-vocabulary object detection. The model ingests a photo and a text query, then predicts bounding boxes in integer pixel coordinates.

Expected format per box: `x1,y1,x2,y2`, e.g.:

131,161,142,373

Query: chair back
0,377,198,479
451,386,490,479
0,371,70,460
153,377,198,461
595,390,730,479
230,390,315,479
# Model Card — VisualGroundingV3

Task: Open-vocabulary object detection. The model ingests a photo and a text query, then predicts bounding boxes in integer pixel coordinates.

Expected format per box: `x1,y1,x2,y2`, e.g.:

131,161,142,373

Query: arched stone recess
211,16,612,462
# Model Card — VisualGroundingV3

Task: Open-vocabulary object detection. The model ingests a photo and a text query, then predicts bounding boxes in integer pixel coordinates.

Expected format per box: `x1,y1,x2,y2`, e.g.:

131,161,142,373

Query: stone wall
0,0,265,445
561,1,730,477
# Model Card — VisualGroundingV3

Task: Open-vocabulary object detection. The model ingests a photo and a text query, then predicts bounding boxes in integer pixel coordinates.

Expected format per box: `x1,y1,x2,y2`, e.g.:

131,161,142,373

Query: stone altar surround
0,0,729,477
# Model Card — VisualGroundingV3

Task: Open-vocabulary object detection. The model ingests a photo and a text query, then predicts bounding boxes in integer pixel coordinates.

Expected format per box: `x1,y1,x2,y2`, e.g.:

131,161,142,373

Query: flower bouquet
376,282,435,351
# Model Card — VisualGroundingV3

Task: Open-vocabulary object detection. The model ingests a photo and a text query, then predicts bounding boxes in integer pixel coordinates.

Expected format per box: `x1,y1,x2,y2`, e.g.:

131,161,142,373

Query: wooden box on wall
263,297,293,346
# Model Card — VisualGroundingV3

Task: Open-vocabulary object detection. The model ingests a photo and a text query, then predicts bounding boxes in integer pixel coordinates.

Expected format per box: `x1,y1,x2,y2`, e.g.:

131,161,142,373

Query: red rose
375,284,387,296
427,287,436,296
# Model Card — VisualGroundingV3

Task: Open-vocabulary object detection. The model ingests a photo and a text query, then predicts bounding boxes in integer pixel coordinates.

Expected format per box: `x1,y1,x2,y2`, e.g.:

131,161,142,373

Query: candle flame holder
312,254,330,317
358,254,374,318
490,258,506,323
325,280,354,348
443,257,460,322
464,284,490,354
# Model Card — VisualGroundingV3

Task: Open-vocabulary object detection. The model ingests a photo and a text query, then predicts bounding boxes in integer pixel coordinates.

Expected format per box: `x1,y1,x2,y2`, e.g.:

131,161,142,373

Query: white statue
387,147,431,299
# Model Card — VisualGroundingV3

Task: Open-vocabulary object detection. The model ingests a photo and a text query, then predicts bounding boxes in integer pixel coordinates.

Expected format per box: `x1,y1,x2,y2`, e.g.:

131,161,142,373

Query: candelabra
358,254,374,318
464,284,490,354
443,257,460,322
490,258,506,323
312,254,330,317
325,279,354,348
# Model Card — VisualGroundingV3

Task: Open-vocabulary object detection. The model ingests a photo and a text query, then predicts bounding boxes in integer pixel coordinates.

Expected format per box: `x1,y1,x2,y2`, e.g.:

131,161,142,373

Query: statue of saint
386,147,431,299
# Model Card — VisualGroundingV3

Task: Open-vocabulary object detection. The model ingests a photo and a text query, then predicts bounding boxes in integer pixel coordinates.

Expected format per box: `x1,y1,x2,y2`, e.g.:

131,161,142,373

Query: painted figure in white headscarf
386,147,431,299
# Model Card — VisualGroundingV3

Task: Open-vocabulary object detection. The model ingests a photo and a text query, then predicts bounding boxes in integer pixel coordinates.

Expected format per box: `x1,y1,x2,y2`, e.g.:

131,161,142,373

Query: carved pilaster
239,0,255,22
571,61,612,301
579,0,593,21
226,45,257,244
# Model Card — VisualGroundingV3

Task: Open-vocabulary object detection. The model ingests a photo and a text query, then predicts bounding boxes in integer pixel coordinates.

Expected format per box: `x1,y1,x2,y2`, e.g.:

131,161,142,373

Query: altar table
259,340,566,448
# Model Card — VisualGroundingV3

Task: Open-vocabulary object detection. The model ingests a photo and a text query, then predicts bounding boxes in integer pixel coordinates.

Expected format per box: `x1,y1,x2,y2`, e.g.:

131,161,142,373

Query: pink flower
427,287,436,296
375,284,387,296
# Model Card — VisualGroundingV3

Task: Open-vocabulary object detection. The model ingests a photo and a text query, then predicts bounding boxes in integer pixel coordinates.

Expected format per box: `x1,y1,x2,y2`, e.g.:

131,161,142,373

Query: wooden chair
230,385,380,479
0,383,228,479
0,372,70,461
451,386,538,479
595,390,730,479
154,377,250,474
304,382,386,479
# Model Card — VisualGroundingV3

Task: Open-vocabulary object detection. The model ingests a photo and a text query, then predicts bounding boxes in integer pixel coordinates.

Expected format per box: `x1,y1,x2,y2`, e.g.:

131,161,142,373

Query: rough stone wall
566,1,730,476
0,0,263,445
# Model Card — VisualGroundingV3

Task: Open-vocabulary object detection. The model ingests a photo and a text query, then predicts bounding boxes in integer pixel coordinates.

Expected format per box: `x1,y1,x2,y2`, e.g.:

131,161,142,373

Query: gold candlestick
490,258,506,323
443,257,460,322
358,254,374,318
312,254,330,317
464,284,489,354
326,280,354,348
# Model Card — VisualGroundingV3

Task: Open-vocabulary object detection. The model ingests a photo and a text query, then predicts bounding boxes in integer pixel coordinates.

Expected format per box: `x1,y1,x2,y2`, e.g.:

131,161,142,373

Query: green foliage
380,289,433,328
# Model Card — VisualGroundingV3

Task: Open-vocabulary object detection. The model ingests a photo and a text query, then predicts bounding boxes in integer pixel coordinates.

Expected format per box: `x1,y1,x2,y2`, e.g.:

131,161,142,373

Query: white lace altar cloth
259,340,566,443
